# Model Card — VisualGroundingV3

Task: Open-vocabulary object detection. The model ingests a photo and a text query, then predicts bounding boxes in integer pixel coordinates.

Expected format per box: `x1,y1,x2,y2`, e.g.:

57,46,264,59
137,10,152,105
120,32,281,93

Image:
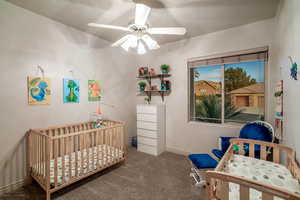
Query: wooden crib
206,139,300,200
27,120,126,200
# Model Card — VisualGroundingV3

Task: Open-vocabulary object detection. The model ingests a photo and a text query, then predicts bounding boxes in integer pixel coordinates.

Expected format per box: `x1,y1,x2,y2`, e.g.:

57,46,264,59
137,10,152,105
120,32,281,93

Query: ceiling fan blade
148,27,187,35
88,23,130,32
135,4,151,26
142,35,160,50
111,35,131,47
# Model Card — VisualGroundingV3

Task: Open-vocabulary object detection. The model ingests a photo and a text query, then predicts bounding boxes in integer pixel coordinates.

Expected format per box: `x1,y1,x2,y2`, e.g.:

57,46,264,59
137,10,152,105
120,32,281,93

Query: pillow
219,136,236,153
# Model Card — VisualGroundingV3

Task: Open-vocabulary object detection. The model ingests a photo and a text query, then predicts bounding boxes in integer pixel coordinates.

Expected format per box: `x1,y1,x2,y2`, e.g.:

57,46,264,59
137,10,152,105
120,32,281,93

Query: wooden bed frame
27,120,126,200
206,139,300,200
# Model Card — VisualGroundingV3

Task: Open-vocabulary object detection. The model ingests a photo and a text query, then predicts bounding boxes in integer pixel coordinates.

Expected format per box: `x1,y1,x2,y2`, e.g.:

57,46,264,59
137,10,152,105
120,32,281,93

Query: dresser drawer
137,114,157,122
138,143,158,156
138,136,157,146
137,121,157,131
137,129,157,139
137,105,157,114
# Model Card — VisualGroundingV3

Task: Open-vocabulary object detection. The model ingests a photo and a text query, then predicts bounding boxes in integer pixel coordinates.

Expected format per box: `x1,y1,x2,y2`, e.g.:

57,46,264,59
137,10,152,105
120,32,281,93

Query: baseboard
0,179,26,196
166,146,191,156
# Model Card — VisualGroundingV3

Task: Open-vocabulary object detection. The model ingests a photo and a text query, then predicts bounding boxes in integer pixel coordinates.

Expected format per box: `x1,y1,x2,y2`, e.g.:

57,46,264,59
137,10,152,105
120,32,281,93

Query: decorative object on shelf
88,80,101,102
161,80,171,91
161,81,166,90
275,80,283,140
28,76,51,105
144,97,151,104
149,68,156,76
289,56,298,80
138,81,147,91
160,64,170,74
138,67,149,76
63,78,80,103
151,85,158,90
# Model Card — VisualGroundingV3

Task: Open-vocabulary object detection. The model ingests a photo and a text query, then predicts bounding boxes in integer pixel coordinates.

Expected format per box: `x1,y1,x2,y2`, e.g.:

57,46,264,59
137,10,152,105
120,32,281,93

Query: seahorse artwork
88,80,101,102
28,77,51,105
289,56,298,80
63,78,80,103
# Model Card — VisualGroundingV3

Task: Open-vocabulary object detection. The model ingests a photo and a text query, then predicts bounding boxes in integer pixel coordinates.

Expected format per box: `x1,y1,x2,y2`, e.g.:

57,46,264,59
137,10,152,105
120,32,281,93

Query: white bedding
33,144,124,185
225,155,300,200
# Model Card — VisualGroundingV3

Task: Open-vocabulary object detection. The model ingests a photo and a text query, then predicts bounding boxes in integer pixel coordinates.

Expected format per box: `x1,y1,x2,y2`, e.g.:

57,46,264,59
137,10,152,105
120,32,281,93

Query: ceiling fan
88,3,187,54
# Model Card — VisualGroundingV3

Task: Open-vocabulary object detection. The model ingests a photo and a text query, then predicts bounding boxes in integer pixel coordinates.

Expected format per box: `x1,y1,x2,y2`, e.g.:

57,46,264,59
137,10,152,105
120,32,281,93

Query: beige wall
273,0,300,161
136,19,276,155
0,1,137,191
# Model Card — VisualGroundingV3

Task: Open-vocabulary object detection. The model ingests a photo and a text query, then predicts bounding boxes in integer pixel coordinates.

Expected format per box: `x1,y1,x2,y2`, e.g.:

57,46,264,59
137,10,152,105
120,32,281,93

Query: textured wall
0,1,137,190
136,19,275,155
273,0,300,161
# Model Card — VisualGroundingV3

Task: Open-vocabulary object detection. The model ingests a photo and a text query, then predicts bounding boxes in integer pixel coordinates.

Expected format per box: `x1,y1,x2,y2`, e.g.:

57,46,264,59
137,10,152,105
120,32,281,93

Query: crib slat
42,135,44,180
54,138,58,187
220,181,229,200
240,185,250,200
92,132,95,170
86,133,90,172
238,143,244,155
69,133,73,179
273,148,280,163
262,192,273,200
81,134,85,175
249,143,255,158
100,130,104,167
261,146,267,160
75,134,78,178
61,137,65,184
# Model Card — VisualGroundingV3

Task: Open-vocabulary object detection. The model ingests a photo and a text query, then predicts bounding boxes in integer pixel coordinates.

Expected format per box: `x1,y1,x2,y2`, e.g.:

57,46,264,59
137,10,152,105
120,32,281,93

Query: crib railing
27,120,126,199
206,139,300,200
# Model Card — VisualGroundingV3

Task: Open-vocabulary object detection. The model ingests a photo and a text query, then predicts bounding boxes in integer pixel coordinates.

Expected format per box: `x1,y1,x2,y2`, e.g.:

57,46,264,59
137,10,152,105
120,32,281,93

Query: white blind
188,51,268,67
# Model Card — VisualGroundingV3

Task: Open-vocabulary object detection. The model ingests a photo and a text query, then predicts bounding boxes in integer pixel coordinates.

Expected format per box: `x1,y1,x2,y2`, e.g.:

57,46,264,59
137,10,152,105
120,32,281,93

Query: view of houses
193,61,265,123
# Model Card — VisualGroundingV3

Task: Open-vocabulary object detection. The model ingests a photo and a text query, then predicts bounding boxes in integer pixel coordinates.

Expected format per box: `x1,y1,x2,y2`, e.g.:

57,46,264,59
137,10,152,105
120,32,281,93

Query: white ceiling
7,0,279,45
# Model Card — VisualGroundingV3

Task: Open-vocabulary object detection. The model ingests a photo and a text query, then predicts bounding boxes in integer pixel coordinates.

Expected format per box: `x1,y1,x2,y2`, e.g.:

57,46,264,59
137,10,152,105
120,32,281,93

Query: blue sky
194,61,265,82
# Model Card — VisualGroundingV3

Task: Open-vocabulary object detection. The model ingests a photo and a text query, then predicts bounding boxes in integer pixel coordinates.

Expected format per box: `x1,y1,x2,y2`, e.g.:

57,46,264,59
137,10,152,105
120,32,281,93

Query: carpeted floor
0,148,206,200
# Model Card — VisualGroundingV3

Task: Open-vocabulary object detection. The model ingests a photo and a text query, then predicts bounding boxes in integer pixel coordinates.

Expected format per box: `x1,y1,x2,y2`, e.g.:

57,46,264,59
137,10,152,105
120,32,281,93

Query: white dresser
136,104,166,156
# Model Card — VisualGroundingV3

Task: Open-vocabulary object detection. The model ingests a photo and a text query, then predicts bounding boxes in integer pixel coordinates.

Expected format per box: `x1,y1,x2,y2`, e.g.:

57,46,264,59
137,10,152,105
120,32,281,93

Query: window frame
187,47,268,125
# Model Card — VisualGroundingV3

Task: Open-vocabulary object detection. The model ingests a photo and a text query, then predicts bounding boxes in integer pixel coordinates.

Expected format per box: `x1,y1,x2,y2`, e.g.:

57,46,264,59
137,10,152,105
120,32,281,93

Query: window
189,49,267,124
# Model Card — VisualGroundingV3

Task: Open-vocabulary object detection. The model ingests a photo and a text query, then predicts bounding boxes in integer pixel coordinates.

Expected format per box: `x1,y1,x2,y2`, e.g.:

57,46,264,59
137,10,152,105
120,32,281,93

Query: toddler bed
206,139,300,200
27,120,126,200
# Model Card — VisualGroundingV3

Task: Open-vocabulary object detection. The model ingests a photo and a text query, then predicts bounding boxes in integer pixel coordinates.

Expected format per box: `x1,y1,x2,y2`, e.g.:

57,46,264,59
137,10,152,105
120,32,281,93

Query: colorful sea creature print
289,56,298,80
63,78,80,103
28,77,51,105
88,80,101,102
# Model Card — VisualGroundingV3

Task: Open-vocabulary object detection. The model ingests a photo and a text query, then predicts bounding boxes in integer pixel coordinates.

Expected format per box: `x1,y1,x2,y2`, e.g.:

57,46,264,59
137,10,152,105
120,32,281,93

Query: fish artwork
28,77,51,105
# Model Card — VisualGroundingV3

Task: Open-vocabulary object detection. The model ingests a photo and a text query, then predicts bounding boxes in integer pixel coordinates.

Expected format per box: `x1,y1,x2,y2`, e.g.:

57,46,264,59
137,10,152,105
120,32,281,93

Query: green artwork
63,78,80,103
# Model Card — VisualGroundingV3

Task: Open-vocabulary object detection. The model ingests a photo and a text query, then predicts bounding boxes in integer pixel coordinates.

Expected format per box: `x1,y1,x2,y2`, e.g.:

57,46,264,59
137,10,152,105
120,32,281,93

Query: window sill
188,121,243,129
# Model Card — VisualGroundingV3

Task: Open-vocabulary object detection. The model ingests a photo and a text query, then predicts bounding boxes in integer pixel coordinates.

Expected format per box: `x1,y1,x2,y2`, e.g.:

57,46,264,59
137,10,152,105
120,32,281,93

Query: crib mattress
224,155,300,200
33,145,124,185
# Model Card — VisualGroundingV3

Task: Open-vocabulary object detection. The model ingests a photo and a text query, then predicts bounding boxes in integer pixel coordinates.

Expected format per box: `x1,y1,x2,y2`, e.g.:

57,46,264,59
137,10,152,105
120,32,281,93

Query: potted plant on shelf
138,81,146,91
160,64,170,74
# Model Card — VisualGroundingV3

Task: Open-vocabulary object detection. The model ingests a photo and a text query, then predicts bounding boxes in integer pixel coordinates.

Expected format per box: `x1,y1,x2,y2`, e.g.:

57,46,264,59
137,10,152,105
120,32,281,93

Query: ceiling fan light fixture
142,35,160,50
137,41,146,55
121,39,132,51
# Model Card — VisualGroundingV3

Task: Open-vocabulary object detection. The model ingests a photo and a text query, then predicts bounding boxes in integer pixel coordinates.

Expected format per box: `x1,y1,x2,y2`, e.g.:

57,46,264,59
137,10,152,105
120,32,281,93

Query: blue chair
212,121,274,160
188,121,274,187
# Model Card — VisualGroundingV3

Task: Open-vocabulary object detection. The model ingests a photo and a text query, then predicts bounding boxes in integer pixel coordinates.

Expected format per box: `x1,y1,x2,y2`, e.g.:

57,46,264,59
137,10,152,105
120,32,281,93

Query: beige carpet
0,147,206,200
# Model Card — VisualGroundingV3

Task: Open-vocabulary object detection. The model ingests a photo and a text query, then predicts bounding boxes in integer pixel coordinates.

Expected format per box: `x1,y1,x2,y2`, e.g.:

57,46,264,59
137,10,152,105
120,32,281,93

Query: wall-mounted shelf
137,73,171,102
138,90,171,101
